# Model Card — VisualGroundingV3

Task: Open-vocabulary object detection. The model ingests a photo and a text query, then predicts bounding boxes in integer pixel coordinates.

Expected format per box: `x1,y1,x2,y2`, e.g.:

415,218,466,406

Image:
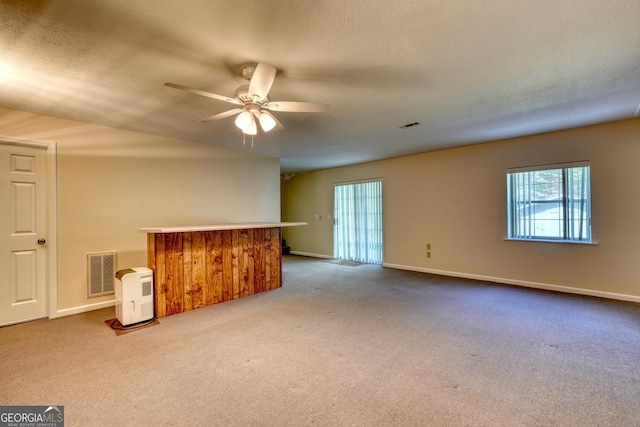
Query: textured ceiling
1,0,639,173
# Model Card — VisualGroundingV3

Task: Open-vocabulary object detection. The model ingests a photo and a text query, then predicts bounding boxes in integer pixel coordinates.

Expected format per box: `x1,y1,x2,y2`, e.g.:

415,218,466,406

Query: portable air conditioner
115,267,154,326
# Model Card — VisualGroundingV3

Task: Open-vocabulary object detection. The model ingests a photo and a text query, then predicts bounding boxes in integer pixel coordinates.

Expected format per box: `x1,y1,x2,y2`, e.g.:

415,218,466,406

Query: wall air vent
87,251,116,297
398,122,420,129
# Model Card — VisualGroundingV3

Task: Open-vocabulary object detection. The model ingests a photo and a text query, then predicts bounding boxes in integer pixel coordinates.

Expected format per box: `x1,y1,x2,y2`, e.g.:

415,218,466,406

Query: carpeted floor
1,255,639,426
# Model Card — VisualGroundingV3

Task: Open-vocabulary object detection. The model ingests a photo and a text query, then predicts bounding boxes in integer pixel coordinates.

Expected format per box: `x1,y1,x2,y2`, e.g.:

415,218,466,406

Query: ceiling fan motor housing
235,84,257,103
241,66,255,81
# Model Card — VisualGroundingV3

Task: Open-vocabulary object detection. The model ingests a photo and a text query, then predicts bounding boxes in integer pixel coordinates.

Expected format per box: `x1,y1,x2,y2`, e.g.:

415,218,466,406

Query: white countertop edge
139,222,308,233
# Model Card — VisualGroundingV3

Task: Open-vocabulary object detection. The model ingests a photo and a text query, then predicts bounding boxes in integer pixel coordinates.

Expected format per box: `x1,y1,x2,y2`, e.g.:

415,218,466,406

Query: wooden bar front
147,227,282,318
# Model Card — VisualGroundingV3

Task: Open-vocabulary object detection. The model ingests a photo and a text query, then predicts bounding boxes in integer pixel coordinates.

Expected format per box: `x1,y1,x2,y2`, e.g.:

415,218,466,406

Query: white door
0,143,48,326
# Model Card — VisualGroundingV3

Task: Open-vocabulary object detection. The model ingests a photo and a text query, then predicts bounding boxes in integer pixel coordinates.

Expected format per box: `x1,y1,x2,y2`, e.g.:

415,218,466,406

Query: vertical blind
334,180,383,264
507,165,591,241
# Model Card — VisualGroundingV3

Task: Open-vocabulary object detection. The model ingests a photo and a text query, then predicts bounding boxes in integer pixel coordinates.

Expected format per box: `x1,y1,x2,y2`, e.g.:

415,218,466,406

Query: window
507,162,591,242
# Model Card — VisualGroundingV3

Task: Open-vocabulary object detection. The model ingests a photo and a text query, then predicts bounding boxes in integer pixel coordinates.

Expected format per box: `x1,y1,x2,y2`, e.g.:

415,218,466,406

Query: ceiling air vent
398,122,420,129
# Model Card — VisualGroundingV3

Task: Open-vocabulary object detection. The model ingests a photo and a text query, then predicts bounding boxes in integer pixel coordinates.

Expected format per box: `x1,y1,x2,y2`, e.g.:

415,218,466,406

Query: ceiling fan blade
264,101,330,113
248,63,276,100
198,108,243,122
164,82,243,106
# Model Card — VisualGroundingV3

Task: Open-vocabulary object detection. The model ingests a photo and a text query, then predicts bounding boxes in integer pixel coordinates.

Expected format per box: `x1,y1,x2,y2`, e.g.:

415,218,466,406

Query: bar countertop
139,222,307,234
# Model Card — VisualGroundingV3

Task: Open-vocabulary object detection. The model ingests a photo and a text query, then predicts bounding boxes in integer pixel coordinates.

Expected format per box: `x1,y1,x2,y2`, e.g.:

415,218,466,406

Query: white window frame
506,161,592,244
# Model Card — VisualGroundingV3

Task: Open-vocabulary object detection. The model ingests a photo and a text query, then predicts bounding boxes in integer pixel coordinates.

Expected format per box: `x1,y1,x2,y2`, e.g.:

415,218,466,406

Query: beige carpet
1,255,639,426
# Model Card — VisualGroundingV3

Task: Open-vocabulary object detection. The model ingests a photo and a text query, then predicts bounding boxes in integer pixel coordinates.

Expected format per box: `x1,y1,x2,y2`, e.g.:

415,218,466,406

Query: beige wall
282,118,640,300
1,108,280,312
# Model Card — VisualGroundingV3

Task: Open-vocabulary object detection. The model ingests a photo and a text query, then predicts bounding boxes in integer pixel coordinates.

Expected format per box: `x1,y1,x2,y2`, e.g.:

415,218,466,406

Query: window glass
507,164,591,242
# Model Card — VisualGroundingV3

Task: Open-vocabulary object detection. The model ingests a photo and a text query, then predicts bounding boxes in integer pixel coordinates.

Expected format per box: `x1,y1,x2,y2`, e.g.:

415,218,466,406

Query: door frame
333,178,384,264
1,136,58,320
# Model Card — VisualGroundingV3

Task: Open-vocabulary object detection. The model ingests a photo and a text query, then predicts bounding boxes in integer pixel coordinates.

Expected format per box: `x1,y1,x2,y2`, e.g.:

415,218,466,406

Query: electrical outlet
427,251,431,258
426,243,431,250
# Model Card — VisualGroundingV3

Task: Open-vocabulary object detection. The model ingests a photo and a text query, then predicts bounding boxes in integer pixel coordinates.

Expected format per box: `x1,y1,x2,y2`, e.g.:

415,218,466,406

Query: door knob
37,238,46,245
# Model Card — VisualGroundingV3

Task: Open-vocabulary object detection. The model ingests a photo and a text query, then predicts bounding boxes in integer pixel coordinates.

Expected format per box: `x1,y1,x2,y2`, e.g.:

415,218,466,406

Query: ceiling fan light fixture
258,111,277,132
242,115,258,135
235,110,253,131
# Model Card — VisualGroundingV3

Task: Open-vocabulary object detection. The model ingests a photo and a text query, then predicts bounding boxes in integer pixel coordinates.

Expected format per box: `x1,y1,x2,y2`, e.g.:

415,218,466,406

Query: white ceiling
1,0,639,173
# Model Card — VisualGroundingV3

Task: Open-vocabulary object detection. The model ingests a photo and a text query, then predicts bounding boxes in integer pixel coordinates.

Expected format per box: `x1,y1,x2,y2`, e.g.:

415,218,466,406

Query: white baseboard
55,299,116,318
53,261,640,319
382,262,640,304
289,251,334,259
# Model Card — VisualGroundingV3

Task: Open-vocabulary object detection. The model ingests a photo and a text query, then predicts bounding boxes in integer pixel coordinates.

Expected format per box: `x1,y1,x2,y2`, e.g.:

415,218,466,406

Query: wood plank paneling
182,232,193,311
239,228,249,297
264,228,272,291
153,234,166,318
222,230,233,302
247,228,255,295
231,229,240,299
147,233,156,279
253,228,266,293
270,227,281,290
165,232,184,316
191,231,206,310
207,231,223,304
148,227,283,318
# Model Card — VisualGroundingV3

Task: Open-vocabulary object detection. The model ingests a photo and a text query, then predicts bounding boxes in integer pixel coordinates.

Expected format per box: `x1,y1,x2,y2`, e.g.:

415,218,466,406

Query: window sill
504,238,598,246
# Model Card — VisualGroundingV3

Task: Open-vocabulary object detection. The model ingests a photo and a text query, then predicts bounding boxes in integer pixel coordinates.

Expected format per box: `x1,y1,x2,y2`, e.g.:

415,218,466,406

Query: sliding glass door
333,180,383,264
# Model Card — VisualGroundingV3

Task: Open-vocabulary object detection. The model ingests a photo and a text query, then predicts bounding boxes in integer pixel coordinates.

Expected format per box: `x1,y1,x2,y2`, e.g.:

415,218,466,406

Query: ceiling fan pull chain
243,133,246,146
251,135,254,149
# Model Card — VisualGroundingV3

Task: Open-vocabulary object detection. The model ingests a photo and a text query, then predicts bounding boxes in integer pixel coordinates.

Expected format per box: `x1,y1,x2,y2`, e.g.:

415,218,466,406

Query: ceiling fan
165,63,330,135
